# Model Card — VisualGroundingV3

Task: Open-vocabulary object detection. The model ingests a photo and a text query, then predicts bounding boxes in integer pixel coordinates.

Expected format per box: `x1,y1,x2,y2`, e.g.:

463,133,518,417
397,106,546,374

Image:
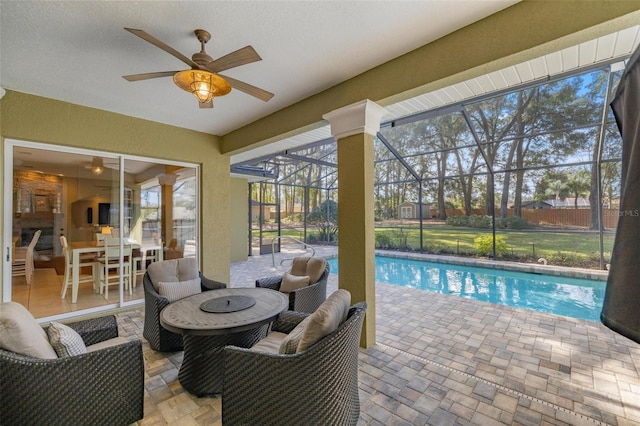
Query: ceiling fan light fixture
173,70,231,104
91,157,104,175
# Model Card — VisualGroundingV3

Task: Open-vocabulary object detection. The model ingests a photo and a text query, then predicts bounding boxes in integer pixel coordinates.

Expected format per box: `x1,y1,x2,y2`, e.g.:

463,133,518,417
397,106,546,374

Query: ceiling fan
122,28,274,108
82,157,119,175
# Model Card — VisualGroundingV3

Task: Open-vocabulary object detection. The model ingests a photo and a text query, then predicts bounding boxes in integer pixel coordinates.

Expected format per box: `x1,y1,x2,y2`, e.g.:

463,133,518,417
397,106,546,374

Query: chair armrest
0,340,144,426
200,272,226,291
143,273,170,304
255,275,283,290
222,303,366,426
289,280,327,313
64,315,119,346
271,310,309,334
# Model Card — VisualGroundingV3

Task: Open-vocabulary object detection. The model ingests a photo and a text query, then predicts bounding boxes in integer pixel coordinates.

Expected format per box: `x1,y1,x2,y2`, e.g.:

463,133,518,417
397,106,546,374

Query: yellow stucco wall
230,177,249,262
0,90,230,285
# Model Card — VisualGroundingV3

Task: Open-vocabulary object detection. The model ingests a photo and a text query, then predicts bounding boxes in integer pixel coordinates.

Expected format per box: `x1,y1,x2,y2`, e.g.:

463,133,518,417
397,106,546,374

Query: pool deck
121,246,639,425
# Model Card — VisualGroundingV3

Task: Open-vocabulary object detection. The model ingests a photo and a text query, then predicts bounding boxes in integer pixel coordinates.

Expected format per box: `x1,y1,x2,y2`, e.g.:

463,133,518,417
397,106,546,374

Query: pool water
327,256,606,322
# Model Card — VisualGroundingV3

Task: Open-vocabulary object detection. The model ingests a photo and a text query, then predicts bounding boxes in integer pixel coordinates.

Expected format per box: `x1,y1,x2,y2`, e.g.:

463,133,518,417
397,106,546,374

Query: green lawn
374,225,614,265
252,224,614,267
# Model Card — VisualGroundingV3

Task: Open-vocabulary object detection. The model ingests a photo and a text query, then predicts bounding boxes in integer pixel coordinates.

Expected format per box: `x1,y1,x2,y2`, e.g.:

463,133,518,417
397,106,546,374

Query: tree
566,170,591,209
307,199,338,243
545,179,567,200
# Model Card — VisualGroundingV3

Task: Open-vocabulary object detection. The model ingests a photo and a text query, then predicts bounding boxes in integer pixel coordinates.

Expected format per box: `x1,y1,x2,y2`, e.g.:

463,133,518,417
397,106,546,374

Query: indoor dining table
68,240,162,303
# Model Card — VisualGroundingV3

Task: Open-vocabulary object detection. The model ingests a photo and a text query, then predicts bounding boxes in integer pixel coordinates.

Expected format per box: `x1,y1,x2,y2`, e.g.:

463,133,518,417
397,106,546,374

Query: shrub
474,235,508,257
446,216,469,227
393,229,409,250
468,215,492,228
375,233,392,249
548,250,580,266
497,216,530,229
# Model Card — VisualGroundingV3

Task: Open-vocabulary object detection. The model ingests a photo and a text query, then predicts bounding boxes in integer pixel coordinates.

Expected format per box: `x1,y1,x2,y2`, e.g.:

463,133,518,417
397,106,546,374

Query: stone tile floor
119,247,640,425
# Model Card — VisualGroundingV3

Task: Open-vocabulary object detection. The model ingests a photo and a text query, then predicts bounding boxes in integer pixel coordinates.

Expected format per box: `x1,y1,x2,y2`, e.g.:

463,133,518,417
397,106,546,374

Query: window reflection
10,144,198,319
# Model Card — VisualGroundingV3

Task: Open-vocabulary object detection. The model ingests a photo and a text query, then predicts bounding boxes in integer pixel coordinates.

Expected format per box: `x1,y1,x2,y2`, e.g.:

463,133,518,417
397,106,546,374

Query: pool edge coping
324,249,609,282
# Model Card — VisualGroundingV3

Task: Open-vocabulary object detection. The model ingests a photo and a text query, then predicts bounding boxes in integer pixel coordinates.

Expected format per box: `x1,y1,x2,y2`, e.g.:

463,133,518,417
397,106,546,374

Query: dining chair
183,240,197,258
12,230,41,285
95,233,108,245
98,237,132,299
131,239,163,287
59,236,99,299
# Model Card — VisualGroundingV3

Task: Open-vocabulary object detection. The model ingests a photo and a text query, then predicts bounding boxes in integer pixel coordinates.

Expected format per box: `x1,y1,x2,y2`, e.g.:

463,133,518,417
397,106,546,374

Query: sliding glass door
4,139,199,320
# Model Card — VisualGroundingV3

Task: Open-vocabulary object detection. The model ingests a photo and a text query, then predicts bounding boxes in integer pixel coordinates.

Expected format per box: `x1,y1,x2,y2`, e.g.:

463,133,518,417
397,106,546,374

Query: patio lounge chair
223,290,366,425
143,257,226,351
255,256,330,313
0,302,144,426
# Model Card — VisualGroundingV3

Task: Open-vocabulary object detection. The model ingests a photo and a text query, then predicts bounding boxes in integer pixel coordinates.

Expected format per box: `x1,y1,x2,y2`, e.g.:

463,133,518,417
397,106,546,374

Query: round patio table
160,287,288,396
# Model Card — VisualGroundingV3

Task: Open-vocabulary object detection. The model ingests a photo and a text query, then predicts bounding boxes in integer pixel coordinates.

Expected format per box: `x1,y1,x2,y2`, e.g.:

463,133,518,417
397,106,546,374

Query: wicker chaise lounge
223,293,367,426
0,312,144,426
255,256,330,313
143,257,226,351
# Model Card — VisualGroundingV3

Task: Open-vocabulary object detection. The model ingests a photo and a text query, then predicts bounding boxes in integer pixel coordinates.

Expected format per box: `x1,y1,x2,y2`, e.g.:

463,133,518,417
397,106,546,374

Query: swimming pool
327,256,606,322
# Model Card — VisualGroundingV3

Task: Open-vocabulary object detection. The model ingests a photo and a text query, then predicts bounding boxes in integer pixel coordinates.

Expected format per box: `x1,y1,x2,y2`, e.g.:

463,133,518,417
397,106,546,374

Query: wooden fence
441,208,619,229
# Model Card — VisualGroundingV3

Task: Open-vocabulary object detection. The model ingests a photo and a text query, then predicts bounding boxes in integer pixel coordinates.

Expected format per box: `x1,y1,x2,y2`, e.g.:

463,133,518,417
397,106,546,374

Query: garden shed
398,202,431,219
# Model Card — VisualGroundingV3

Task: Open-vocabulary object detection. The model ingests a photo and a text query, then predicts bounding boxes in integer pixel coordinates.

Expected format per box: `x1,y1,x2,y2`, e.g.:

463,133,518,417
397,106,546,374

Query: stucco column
323,99,387,348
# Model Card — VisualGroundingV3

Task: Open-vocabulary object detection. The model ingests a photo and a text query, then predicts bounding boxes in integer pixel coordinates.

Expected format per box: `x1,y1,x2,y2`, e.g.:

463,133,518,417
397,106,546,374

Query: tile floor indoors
19,247,640,425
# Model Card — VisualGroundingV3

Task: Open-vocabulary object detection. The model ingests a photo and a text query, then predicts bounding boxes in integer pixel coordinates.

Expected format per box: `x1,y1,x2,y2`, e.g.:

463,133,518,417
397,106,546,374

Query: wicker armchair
255,257,330,313
143,258,226,352
0,315,144,426
223,301,367,426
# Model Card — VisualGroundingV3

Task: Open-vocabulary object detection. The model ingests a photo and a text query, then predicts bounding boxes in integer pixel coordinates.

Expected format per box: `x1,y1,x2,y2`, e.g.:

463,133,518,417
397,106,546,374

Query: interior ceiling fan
122,28,274,108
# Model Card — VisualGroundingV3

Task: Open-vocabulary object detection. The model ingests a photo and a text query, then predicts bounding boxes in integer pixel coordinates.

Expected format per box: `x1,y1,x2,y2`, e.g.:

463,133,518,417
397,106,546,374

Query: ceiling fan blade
199,101,213,109
206,46,262,73
219,74,274,102
123,71,178,82
125,28,199,69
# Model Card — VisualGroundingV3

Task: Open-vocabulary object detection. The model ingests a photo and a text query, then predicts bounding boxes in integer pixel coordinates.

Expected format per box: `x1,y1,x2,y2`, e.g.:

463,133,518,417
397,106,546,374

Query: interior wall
0,91,230,285
229,177,249,262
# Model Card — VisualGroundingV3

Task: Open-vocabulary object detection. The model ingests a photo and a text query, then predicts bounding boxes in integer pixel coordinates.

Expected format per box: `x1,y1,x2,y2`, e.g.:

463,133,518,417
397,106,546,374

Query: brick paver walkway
118,247,640,425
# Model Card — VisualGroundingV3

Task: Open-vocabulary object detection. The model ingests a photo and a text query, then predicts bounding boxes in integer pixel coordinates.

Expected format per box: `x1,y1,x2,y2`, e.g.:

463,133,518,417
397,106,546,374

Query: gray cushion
280,272,310,293
306,258,326,284
47,322,87,357
251,331,288,354
289,257,310,276
147,258,199,292
157,277,202,302
0,302,57,359
86,336,130,352
288,257,326,284
297,289,351,352
279,316,311,354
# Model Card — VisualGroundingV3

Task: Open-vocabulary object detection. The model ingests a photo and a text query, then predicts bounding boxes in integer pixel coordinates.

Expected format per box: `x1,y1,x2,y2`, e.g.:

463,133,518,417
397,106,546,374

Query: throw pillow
306,257,327,284
280,272,310,293
290,257,310,276
47,322,87,357
279,316,312,354
147,257,199,292
297,289,351,352
0,301,58,359
157,277,202,302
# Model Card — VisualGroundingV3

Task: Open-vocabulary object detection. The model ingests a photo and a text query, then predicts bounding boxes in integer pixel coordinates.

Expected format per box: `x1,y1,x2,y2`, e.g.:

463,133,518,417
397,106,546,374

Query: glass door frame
3,138,200,322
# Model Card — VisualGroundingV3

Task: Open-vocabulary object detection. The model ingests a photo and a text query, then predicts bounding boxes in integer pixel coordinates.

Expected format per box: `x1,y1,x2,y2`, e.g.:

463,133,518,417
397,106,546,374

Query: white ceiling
1,1,519,138
230,24,640,166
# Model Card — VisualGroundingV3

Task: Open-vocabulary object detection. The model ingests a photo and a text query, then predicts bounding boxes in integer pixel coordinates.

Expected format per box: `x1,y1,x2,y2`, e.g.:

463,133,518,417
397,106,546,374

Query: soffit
230,25,640,166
